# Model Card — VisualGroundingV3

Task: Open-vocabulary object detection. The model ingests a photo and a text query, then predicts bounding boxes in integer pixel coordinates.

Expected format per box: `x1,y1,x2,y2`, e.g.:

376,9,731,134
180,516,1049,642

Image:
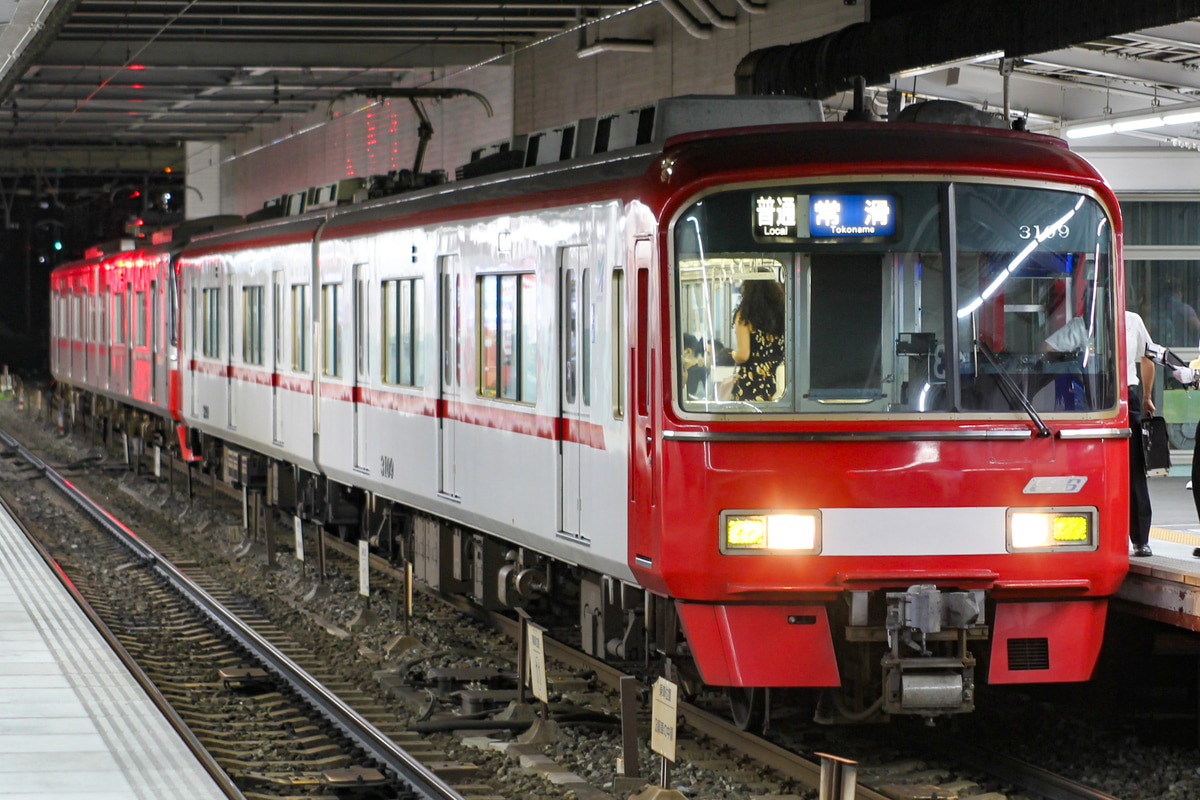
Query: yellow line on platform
1150,526,1200,546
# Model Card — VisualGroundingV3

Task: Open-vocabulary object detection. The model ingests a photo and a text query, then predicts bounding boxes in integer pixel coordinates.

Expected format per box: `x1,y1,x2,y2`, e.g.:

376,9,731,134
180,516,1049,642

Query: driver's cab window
673,180,1115,416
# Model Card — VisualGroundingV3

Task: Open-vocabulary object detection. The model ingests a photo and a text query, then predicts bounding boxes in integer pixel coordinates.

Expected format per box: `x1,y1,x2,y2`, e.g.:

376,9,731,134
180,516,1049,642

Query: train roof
61,99,1115,264
660,120,1104,187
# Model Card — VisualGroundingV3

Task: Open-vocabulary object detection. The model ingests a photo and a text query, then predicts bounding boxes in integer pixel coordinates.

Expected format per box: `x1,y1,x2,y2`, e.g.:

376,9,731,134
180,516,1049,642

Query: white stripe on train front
820,507,1007,556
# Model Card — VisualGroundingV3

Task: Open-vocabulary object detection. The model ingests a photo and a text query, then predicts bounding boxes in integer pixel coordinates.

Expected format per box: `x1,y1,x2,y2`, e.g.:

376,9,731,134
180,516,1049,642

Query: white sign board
527,625,548,703
358,540,370,597
293,516,304,562
651,677,678,762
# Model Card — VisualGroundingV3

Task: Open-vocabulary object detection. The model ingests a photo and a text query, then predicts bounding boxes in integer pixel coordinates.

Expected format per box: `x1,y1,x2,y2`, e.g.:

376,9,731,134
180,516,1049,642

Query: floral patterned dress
732,329,784,401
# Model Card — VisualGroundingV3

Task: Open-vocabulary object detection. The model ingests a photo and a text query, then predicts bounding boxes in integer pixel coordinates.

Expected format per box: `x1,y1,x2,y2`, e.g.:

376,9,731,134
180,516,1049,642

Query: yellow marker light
1010,513,1053,549
1051,515,1089,542
726,516,767,548
767,514,817,550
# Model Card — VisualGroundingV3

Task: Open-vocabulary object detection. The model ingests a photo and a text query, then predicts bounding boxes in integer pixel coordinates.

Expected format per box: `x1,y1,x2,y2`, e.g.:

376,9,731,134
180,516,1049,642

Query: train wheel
727,686,766,731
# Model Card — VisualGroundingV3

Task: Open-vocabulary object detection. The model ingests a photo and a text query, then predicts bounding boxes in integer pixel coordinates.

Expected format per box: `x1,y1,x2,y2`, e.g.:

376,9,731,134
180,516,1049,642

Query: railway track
0,397,1124,800
0,425,475,800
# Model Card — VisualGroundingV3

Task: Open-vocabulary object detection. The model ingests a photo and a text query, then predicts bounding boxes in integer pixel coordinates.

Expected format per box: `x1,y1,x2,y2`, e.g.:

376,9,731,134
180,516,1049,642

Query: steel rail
937,739,1120,800
0,426,465,800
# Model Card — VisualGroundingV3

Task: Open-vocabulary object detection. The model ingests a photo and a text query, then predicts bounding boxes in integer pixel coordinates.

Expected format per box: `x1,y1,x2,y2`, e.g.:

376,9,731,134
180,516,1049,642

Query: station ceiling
4,1,1200,173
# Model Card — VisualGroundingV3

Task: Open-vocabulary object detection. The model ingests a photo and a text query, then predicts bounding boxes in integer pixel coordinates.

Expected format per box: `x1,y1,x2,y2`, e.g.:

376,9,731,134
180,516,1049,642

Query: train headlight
1007,508,1096,552
721,510,821,554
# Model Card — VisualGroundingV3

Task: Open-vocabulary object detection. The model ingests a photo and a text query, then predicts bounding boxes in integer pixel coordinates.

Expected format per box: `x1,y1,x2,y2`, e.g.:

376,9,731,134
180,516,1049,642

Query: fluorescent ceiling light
1164,110,1200,125
1112,115,1164,131
1064,100,1200,139
1066,123,1113,139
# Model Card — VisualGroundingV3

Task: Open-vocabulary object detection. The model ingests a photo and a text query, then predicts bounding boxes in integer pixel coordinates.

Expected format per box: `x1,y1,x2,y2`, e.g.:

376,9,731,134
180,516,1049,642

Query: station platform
0,502,232,799
1118,476,1200,632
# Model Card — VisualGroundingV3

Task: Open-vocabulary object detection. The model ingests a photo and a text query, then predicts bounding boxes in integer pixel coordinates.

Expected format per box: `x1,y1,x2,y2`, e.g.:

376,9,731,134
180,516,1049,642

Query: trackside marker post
817,752,858,800
294,516,304,562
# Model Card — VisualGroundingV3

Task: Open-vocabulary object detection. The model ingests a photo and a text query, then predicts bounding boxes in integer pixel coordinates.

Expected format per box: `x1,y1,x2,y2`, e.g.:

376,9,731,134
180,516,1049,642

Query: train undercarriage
51,383,1000,730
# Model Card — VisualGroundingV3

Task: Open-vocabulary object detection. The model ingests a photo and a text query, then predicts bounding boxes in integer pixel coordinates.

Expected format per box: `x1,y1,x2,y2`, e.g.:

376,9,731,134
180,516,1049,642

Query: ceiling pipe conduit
734,0,767,13
577,38,656,58
691,0,737,29
658,0,713,39
735,0,1200,100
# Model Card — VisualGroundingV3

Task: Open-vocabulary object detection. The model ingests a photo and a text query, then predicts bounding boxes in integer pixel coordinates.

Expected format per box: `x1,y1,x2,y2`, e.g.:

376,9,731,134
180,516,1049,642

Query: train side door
438,254,461,499
83,293,91,383
227,276,236,429
353,263,369,471
559,246,589,539
188,284,197,414
272,269,284,445
150,279,159,404
126,284,134,393
105,289,112,391
631,238,655,560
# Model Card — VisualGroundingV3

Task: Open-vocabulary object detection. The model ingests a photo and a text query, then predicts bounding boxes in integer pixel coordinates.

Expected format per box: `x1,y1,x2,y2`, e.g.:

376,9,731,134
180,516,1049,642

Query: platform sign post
651,676,678,787
358,539,370,597
527,623,549,706
294,516,304,562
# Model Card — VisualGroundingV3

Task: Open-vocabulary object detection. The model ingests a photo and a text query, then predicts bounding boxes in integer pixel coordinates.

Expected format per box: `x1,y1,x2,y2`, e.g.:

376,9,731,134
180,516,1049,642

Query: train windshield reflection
673,181,1117,415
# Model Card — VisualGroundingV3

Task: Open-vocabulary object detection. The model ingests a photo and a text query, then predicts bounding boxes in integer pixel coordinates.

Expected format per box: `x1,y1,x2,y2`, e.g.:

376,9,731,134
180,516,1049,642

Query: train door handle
645,429,653,457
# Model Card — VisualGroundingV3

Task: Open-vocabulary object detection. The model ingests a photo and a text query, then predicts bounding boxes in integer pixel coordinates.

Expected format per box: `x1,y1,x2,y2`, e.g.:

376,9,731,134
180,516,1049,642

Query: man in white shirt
1126,311,1156,557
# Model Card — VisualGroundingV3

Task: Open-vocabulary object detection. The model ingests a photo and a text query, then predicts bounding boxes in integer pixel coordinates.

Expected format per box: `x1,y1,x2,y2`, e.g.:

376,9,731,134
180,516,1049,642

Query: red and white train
50,95,1131,723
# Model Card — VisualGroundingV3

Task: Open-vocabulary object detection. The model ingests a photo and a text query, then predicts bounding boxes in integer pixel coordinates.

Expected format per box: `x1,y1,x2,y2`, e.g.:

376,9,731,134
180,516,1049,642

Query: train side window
382,280,399,384
477,272,535,402
612,269,625,418
477,275,499,397
355,273,368,377
382,278,424,388
115,292,127,345
498,275,518,400
202,288,219,357
72,294,82,340
635,268,648,417
582,268,591,407
520,275,536,400
565,269,577,404
291,284,309,371
168,271,178,350
322,283,342,378
242,286,264,365
411,278,425,387
150,281,158,352
136,290,147,347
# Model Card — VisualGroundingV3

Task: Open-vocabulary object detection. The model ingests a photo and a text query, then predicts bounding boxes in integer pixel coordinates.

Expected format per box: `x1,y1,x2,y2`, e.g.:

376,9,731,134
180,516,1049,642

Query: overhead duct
736,0,1200,99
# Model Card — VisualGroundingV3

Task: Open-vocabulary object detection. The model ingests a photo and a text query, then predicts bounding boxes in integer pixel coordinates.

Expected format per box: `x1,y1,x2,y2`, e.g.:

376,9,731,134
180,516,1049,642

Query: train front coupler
879,584,987,718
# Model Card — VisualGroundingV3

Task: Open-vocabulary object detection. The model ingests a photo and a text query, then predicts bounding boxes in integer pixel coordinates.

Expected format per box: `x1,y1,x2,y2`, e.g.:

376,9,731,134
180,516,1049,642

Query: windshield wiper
977,339,1052,438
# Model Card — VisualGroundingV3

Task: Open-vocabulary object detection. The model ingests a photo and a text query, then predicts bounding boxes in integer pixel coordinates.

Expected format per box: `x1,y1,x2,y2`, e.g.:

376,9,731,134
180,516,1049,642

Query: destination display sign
808,194,896,238
753,192,897,241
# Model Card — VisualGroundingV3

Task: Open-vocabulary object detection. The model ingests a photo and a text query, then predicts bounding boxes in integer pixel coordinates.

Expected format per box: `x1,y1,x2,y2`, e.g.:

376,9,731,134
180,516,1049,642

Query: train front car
645,119,1129,723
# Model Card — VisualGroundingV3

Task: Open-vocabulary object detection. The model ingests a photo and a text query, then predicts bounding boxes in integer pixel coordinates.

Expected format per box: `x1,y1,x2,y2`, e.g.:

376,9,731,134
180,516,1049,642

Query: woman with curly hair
731,279,786,401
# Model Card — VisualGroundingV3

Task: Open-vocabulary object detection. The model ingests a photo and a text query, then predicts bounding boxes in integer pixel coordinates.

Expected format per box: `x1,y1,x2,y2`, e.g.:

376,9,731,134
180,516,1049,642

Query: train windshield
673,181,1117,416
